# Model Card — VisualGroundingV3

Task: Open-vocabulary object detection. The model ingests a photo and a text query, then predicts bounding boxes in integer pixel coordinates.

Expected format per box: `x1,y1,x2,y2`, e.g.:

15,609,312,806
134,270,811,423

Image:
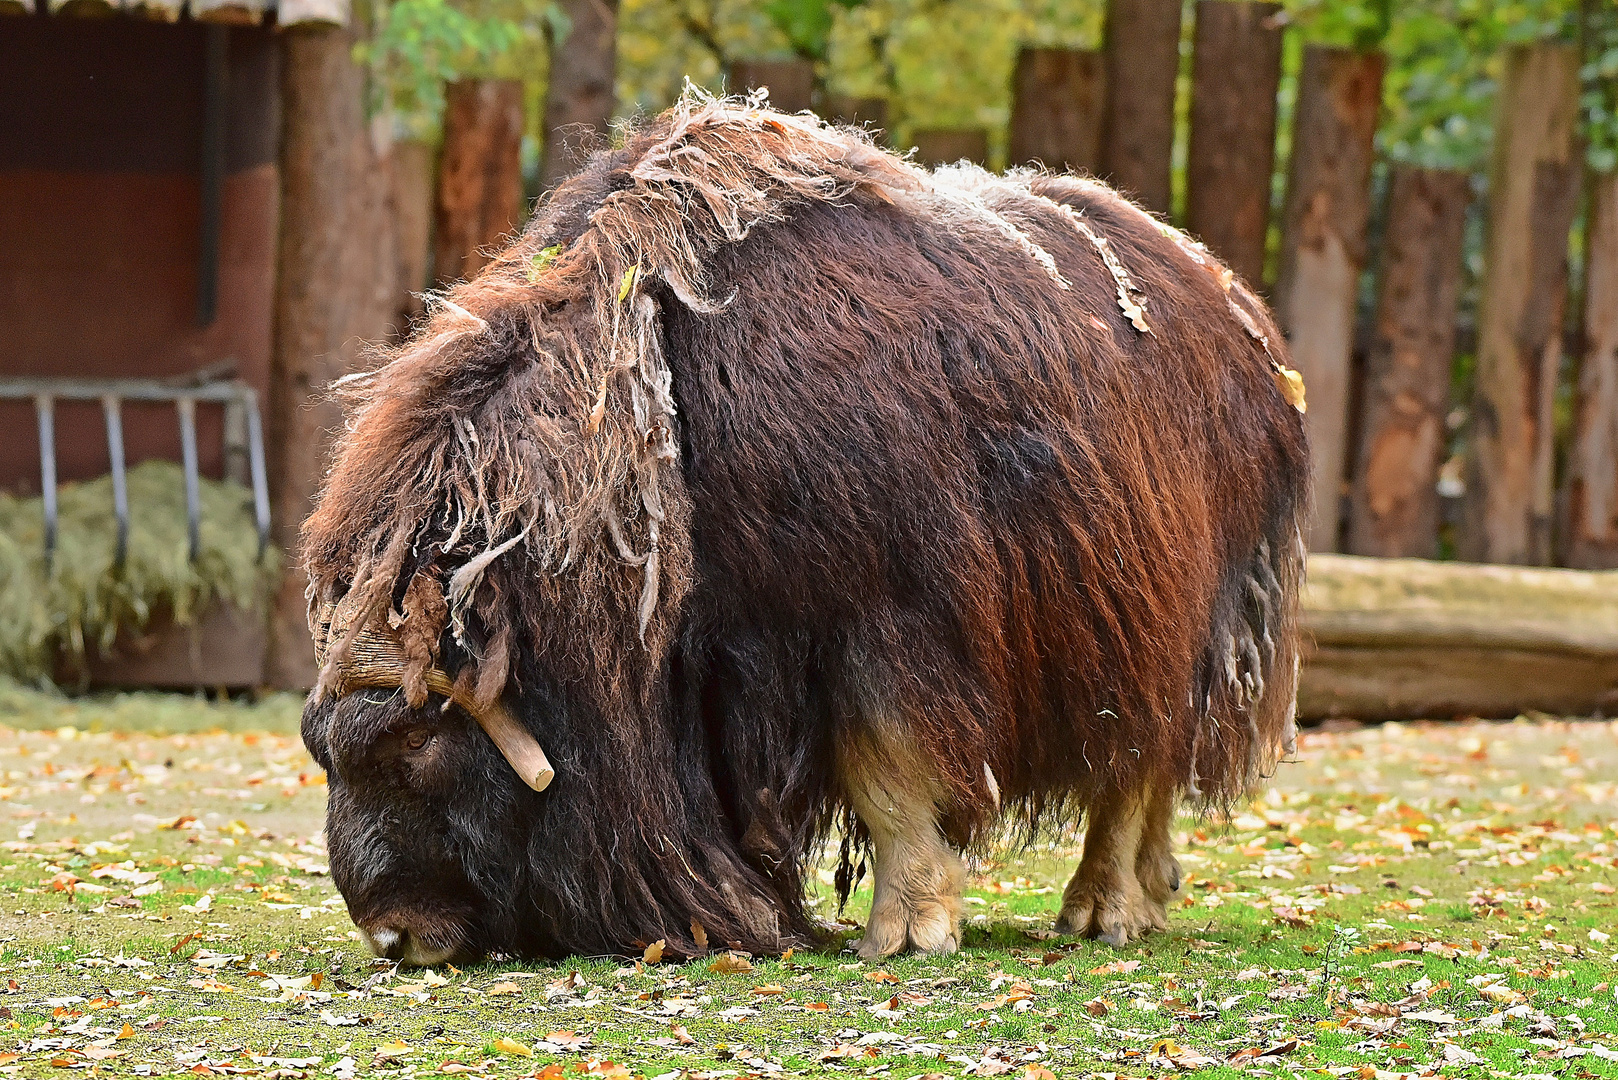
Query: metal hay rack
0,373,271,568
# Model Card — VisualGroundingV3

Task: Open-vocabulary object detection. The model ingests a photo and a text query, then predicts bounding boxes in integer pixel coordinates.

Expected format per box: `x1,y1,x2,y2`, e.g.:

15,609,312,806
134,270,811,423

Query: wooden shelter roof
1,0,346,26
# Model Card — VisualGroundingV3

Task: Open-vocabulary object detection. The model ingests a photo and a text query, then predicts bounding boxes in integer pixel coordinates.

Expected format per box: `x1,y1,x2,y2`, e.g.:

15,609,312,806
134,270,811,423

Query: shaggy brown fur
299,92,1309,960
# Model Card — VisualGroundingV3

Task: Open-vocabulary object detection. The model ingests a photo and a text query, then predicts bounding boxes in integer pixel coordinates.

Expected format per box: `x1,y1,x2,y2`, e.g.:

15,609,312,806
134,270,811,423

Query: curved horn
316,603,555,792
452,681,556,793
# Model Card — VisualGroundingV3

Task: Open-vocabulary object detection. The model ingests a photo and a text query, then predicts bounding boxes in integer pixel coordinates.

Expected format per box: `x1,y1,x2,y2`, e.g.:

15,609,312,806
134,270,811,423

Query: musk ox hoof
1137,849,1184,909
1054,876,1161,947
857,893,962,960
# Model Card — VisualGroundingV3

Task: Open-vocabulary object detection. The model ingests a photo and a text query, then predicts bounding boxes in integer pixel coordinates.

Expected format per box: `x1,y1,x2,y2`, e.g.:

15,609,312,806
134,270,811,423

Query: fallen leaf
374,1042,413,1060
864,970,900,984
642,939,665,965
1404,1010,1459,1025
1090,960,1142,976
491,1038,531,1058
689,920,708,951
485,981,521,996
751,984,787,996
709,953,752,974
187,979,239,994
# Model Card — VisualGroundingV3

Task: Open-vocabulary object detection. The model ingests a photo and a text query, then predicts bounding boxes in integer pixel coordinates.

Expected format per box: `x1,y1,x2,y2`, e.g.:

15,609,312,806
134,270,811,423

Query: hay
0,462,279,684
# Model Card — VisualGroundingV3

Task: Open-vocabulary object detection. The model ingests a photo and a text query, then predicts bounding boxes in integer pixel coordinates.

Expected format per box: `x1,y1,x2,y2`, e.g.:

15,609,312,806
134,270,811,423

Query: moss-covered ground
0,683,1612,1079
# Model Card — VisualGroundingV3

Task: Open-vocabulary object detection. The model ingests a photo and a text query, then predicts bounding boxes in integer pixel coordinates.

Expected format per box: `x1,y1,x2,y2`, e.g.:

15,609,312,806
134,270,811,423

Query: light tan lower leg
1133,781,1183,930
1056,779,1180,946
841,737,965,960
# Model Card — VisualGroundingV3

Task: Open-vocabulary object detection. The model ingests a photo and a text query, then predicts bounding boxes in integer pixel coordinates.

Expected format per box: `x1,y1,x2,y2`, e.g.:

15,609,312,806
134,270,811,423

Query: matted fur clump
300,92,1310,961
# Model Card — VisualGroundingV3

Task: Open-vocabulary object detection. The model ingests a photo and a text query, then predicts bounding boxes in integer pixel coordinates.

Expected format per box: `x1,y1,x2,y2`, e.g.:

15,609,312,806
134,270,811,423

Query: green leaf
528,245,564,283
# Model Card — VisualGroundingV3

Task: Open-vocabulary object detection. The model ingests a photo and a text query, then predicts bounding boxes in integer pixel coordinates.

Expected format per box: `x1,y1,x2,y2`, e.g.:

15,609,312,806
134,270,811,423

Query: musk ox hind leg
840,735,966,960
1056,781,1180,946
1133,782,1184,927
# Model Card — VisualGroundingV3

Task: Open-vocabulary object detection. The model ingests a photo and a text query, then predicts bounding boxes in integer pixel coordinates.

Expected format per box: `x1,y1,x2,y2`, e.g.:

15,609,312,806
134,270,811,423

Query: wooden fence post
726,59,814,113
1460,42,1582,565
823,94,889,139
432,79,525,287
1186,0,1283,287
540,0,619,188
1100,0,1182,214
1008,47,1105,175
1346,166,1471,558
1274,45,1385,552
268,26,400,688
911,129,989,168
390,138,434,330
1565,171,1618,568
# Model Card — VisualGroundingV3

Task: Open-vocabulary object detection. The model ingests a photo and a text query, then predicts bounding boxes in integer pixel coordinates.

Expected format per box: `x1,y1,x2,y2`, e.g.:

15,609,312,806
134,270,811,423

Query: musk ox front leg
1056,782,1181,946
841,737,966,959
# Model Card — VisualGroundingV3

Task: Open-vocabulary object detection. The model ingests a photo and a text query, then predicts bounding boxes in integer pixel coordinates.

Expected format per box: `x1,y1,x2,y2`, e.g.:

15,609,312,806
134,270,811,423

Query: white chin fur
359,926,456,967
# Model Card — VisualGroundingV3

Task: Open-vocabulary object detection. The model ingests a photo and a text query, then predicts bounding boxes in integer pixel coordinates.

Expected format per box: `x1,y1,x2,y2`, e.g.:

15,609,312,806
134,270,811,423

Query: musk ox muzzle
299,93,1311,965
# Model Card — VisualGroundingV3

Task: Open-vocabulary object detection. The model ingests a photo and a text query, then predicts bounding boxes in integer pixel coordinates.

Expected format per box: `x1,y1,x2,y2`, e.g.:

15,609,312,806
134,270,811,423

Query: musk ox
299,93,1310,965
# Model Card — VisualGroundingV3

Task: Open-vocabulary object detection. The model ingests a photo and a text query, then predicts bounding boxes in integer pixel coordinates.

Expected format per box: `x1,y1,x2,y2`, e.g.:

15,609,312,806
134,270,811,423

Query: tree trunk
1008,47,1105,175
1274,45,1385,552
432,79,525,288
1565,171,1618,568
540,0,619,189
1299,553,1618,720
390,138,434,331
1185,0,1282,288
267,27,400,688
1100,0,1182,214
1461,43,1582,566
1346,166,1470,558
910,129,989,168
726,58,814,113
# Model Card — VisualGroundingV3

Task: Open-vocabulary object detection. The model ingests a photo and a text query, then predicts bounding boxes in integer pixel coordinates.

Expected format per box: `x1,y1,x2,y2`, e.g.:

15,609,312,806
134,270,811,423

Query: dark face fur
302,690,536,966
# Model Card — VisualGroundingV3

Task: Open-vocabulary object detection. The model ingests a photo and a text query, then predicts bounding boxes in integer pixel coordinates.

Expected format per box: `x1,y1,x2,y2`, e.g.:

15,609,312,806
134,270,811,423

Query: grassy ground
0,684,1612,1079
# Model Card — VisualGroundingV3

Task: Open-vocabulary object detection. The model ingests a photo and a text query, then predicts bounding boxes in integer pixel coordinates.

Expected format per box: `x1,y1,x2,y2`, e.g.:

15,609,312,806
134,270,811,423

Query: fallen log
1300,553,1618,720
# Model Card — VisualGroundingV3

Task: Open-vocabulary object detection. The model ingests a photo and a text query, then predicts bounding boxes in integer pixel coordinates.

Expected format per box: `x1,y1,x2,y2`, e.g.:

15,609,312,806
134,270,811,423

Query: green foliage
617,0,1102,157
1281,0,1592,172
762,0,865,61
0,462,277,685
1377,0,1507,170
1586,2,1618,173
356,0,534,133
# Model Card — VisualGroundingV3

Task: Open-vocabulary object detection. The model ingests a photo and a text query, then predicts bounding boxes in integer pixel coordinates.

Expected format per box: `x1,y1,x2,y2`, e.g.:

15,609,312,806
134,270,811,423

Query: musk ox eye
403,728,433,753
